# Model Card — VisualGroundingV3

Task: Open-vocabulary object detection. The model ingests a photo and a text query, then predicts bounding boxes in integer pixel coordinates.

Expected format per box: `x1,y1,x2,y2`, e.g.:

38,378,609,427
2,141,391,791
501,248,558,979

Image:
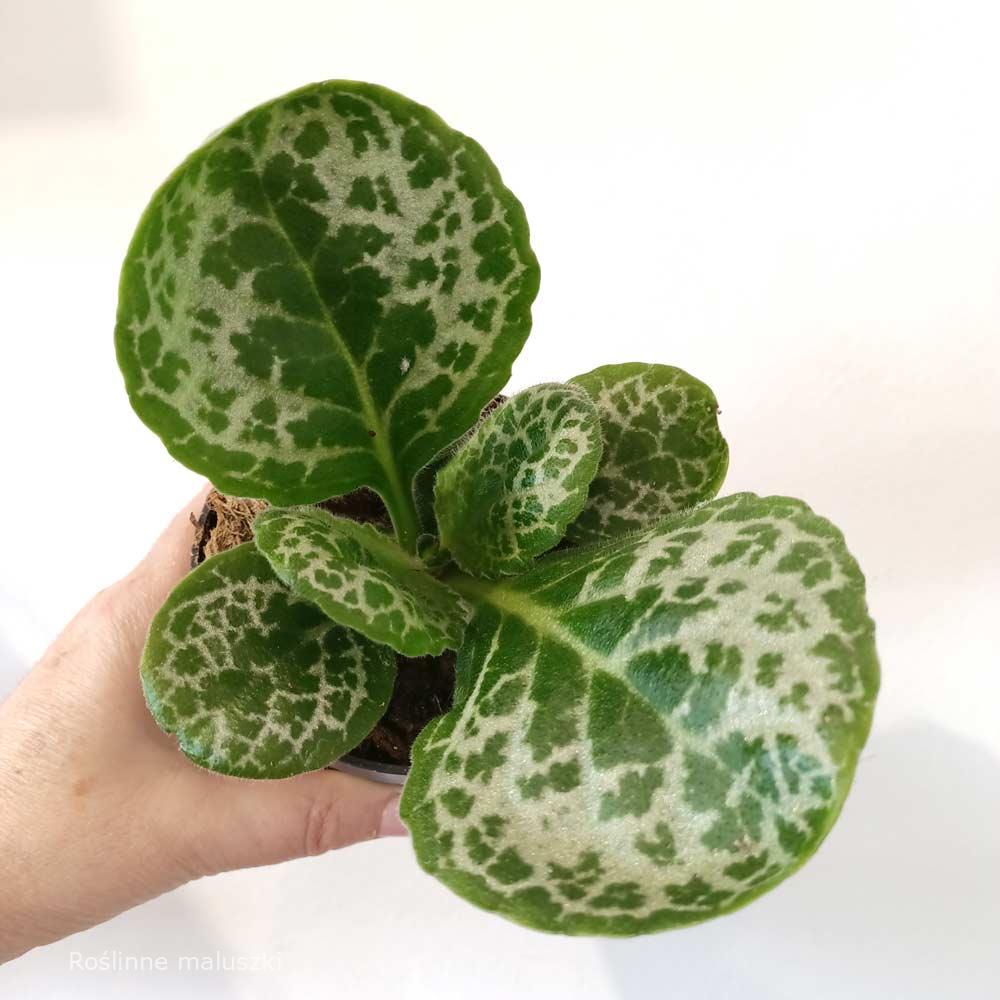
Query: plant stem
440,567,490,605
385,488,420,555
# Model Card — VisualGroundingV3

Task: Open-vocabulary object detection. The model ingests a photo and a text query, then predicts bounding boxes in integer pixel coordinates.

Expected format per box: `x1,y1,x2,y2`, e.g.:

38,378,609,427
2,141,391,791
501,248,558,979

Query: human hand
0,487,407,963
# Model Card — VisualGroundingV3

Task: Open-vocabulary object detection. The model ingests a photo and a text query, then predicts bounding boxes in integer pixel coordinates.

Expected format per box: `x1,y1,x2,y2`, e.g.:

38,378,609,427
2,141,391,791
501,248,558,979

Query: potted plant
116,80,879,936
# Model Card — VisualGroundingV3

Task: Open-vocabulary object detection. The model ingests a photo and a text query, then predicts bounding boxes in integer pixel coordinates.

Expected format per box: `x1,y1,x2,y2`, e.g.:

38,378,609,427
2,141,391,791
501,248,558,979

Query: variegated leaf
566,363,728,545
413,395,506,539
434,383,603,579
115,80,539,552
402,493,879,935
141,543,395,778
254,506,470,656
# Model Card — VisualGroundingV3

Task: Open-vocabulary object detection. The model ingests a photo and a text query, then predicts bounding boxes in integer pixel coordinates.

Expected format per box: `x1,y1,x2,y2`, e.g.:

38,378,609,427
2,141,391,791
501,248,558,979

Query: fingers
66,483,213,685
35,483,213,686
174,768,408,877
133,482,213,596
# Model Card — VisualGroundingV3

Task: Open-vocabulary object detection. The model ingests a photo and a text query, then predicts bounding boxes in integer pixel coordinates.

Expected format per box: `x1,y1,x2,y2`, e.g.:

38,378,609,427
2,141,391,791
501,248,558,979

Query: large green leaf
566,363,728,545
401,493,879,935
141,543,395,778
254,506,470,657
115,80,540,551
434,383,603,578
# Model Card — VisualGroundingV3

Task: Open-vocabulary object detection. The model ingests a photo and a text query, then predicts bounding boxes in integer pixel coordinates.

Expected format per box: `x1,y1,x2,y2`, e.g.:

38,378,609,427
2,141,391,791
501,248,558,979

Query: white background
1,1,998,996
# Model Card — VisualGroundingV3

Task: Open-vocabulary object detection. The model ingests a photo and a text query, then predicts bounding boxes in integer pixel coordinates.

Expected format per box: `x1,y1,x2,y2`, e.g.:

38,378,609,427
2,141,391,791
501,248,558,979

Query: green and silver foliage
567,363,729,545
435,383,603,578
141,543,396,779
402,493,879,935
118,80,878,936
254,506,470,657
115,80,539,551
412,395,506,540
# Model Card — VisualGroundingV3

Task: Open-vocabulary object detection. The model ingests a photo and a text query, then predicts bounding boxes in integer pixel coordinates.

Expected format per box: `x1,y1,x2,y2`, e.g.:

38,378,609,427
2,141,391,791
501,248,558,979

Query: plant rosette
117,80,879,936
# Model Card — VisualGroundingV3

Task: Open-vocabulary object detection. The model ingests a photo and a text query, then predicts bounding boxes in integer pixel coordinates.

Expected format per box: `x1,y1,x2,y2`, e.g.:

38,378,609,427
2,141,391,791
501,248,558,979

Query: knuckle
86,579,132,621
303,796,343,857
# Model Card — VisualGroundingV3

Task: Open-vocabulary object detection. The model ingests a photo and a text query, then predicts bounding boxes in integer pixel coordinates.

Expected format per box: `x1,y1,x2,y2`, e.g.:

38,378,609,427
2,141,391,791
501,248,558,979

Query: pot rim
331,753,409,786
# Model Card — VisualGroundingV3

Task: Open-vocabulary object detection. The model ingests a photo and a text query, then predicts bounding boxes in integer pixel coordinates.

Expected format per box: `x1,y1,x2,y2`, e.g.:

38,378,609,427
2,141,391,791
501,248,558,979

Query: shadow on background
600,722,1000,999
0,632,26,696
0,585,53,698
0,885,242,999
0,0,116,119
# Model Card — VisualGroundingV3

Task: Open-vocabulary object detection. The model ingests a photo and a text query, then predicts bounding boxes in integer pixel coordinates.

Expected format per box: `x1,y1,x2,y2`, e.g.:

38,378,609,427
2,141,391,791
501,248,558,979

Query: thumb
172,764,408,878
132,483,213,605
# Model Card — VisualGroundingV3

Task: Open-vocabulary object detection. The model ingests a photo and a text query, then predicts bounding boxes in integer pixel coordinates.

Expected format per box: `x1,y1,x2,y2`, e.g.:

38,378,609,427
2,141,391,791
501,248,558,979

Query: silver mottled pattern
436,383,603,578
402,493,879,934
254,506,470,656
141,543,395,778
567,363,728,544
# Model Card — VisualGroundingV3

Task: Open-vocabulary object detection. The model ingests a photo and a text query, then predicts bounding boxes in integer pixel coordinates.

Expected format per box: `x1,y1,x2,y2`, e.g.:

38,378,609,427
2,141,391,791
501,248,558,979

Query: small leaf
413,395,507,539
402,493,879,935
115,80,539,550
141,543,395,778
566,363,728,544
254,507,470,656
434,383,603,578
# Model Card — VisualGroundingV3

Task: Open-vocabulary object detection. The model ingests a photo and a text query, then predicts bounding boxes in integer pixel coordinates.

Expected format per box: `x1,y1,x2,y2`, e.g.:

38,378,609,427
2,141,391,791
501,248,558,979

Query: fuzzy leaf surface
435,383,603,578
141,543,395,778
402,493,879,935
115,80,539,548
567,363,728,544
254,507,470,656
413,394,507,538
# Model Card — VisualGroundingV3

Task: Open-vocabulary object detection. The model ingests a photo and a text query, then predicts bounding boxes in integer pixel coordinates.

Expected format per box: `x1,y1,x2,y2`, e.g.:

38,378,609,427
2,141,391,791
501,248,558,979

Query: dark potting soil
190,486,454,769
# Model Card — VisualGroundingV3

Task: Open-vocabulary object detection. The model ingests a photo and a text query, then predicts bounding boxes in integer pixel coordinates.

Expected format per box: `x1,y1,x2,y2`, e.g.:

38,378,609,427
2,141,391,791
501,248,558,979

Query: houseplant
115,80,879,935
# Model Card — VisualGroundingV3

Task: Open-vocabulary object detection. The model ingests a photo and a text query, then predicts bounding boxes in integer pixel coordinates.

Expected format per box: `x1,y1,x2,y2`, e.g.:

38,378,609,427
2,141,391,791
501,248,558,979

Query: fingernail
378,795,408,837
